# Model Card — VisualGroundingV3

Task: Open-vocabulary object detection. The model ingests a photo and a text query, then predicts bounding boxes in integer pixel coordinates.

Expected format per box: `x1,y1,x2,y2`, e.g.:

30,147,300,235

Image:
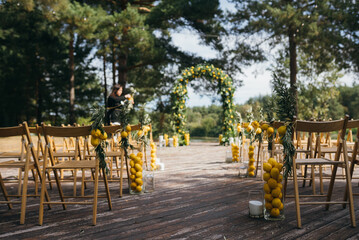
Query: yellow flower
180,79,183,81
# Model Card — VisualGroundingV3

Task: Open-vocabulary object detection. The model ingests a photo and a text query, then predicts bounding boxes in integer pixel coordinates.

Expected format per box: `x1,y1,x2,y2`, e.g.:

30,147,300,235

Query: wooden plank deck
1,142,359,239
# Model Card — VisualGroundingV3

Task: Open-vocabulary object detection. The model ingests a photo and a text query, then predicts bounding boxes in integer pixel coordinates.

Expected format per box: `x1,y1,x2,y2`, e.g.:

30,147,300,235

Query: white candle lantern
248,190,264,218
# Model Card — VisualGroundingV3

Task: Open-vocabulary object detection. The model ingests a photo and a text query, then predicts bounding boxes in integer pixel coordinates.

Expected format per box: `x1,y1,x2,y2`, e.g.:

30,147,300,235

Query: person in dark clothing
106,84,132,124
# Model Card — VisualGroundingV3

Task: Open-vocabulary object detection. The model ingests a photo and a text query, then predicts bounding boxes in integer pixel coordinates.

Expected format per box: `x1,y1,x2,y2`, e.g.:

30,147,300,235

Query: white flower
120,101,124,105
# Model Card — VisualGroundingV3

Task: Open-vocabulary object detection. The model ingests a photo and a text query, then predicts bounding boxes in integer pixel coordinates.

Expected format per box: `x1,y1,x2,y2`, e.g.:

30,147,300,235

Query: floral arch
171,64,235,145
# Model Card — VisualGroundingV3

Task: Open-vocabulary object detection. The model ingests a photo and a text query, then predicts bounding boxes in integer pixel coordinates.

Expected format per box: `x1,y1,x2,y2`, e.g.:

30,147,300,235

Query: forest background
0,0,358,138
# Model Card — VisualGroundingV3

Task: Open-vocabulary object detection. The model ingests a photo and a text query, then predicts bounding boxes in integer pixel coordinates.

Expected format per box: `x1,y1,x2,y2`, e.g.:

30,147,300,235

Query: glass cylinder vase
129,153,145,195
263,157,285,221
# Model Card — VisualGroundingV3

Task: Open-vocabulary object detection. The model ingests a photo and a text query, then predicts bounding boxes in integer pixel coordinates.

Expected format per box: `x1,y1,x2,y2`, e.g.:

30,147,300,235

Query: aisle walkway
0,142,359,239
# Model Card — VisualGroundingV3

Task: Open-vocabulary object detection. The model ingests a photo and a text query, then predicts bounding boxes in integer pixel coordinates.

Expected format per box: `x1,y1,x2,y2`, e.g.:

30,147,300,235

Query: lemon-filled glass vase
263,157,285,220
128,152,145,194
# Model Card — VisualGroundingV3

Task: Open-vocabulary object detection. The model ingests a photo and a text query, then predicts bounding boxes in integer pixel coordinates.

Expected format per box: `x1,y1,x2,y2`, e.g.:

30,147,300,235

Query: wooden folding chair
0,122,50,224
343,119,359,203
286,115,355,228
39,124,112,226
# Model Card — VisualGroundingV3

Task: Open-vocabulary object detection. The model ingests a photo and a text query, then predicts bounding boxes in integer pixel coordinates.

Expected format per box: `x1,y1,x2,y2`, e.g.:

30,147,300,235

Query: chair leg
344,161,356,227
73,169,77,197
20,159,30,224
319,166,324,195
92,167,99,226
302,165,308,187
81,170,85,196
325,164,339,210
0,173,12,209
293,161,302,228
18,169,22,197
311,165,316,195
102,168,112,210
343,160,356,208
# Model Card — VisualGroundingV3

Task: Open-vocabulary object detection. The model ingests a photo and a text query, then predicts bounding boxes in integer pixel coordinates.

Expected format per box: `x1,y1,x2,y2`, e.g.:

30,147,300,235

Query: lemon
243,122,249,128
272,198,282,208
130,182,137,190
277,183,283,189
248,171,255,177
256,128,262,134
134,157,141,163
265,202,273,210
263,172,271,181
249,145,255,151
134,163,142,172
261,124,269,130
279,203,284,211
151,163,156,168
271,187,281,198
137,152,143,158
126,125,131,132
130,174,136,180
237,126,241,132
248,165,256,172
279,192,283,199
130,168,137,175
263,183,271,194
151,153,156,158
251,121,259,128
121,131,128,138
270,167,280,179
275,163,283,172
130,160,135,167
91,136,100,147
277,126,287,136
263,163,272,173
135,178,143,186
264,193,273,202
267,127,274,136
99,132,108,140
136,186,142,192
268,158,277,167
277,174,283,183
137,130,143,137
246,125,253,132
270,208,280,217
268,178,278,189
248,151,254,158
249,158,255,164
136,172,142,178
129,153,136,160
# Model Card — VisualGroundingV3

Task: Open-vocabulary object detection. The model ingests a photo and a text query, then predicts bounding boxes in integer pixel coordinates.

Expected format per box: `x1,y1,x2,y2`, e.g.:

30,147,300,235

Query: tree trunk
103,53,108,108
118,53,127,89
35,77,43,124
112,45,116,86
69,29,76,124
289,28,298,117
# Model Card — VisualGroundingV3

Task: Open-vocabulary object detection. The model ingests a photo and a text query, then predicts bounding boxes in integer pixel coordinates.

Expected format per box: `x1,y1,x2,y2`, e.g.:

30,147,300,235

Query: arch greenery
171,64,235,145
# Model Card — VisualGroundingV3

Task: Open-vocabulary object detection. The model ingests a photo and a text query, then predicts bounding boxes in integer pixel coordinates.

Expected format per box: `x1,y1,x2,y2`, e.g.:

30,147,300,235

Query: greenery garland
272,74,296,178
171,64,235,145
90,106,109,171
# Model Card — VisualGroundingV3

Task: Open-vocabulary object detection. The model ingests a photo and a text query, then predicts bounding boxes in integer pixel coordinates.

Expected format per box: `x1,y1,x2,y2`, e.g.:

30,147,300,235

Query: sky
171,29,273,107
168,0,357,108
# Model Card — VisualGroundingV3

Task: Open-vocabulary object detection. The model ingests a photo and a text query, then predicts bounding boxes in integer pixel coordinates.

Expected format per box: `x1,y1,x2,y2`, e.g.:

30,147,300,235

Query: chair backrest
347,119,359,159
42,124,92,138
294,116,349,159
0,122,37,163
296,117,348,135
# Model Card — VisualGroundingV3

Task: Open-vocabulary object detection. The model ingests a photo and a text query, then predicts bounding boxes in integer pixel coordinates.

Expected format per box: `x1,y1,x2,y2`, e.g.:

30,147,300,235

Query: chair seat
320,146,353,153
0,160,35,169
0,152,22,158
52,152,76,158
296,158,343,165
49,160,96,169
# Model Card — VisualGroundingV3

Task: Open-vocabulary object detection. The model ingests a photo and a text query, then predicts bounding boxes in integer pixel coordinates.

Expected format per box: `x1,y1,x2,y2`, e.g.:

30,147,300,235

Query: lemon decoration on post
171,64,235,145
